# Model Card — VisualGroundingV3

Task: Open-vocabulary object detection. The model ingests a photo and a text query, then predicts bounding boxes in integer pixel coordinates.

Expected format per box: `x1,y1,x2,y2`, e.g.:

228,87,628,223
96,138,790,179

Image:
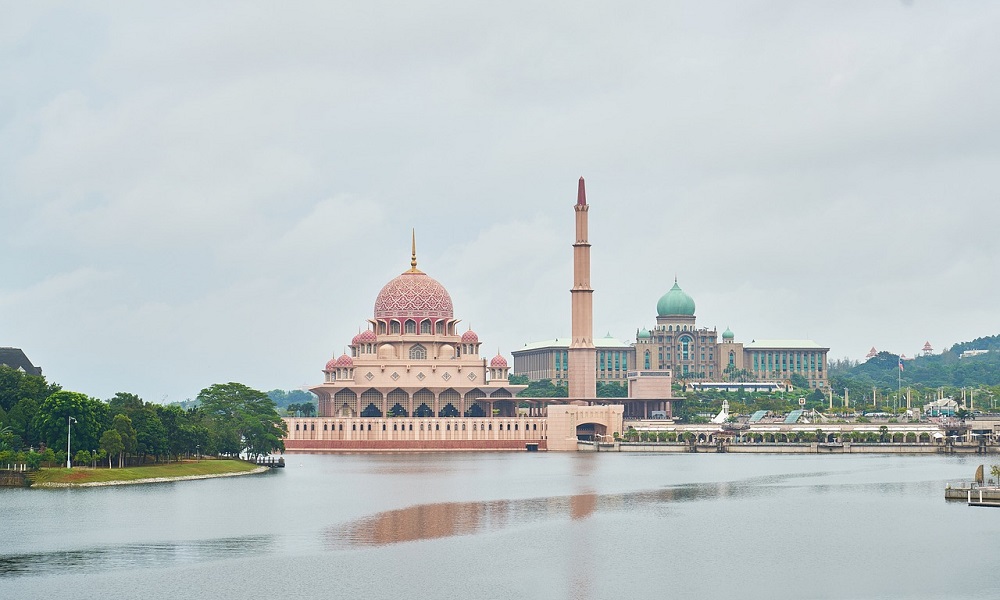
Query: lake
2,453,998,600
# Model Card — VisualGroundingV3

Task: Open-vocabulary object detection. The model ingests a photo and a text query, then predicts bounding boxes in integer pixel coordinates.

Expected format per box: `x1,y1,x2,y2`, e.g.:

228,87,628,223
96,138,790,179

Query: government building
514,278,829,390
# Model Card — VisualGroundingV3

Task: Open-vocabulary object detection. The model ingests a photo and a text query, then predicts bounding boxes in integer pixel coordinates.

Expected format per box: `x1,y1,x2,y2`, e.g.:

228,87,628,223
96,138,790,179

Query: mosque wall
284,416,548,452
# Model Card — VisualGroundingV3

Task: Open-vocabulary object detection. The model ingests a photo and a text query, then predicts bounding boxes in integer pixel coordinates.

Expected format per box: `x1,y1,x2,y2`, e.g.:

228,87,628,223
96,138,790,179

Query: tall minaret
568,177,596,398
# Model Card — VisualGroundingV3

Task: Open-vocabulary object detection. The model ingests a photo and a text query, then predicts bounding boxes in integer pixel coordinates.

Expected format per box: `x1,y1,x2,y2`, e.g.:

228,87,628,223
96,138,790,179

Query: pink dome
334,354,353,367
490,354,508,368
324,358,338,371
352,330,377,345
374,271,454,321
461,329,479,343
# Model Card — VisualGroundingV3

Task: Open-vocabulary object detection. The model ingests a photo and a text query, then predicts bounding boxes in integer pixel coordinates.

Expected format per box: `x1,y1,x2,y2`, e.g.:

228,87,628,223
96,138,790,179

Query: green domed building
635,278,718,379
634,279,830,389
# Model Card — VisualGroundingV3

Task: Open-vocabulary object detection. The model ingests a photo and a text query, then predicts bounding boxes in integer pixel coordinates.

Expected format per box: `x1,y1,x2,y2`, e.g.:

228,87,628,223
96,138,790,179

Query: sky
3,1,999,403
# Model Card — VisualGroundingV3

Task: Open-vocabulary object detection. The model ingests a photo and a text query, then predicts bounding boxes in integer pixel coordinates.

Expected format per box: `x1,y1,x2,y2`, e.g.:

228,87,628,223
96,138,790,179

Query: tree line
0,366,286,469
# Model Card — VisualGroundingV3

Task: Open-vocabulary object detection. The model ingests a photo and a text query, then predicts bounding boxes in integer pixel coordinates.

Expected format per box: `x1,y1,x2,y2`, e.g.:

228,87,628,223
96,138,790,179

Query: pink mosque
283,179,668,452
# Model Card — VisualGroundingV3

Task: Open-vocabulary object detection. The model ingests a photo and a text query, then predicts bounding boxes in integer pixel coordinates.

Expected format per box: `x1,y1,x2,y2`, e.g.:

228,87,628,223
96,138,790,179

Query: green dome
638,328,651,339
656,281,696,317
722,327,734,340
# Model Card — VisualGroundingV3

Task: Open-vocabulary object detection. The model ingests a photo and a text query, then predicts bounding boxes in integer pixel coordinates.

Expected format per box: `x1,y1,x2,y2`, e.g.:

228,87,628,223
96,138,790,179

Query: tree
0,365,60,413
517,379,568,398
73,449,92,466
789,373,809,389
100,429,124,469
197,383,286,460
112,414,137,467
596,381,628,398
33,391,108,456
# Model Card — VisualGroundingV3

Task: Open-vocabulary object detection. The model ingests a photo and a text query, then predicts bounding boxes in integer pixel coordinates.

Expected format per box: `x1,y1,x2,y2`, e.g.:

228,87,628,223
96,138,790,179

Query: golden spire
408,229,422,273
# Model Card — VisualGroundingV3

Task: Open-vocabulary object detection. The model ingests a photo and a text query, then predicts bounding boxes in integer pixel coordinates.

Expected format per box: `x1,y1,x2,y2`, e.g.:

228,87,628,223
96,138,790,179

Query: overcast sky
3,1,999,403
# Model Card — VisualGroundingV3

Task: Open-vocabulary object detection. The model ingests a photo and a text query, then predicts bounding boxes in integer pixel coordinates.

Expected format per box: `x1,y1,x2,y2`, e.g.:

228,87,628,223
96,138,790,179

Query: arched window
644,350,651,369
404,320,416,334
390,321,400,334
409,344,427,360
729,350,735,366
420,319,431,334
680,336,691,361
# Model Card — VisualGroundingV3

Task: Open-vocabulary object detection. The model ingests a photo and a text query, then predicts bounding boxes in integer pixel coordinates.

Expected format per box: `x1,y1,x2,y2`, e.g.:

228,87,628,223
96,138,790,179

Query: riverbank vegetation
0,367,286,469
29,458,260,485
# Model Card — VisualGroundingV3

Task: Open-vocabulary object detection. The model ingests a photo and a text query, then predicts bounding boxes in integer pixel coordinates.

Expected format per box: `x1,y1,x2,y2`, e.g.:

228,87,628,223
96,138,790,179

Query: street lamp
66,416,77,469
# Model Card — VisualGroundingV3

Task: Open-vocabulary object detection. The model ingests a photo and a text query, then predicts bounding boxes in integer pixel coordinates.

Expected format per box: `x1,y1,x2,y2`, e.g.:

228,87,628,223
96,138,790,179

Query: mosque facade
310,234,526,421
284,179,627,452
283,236,554,452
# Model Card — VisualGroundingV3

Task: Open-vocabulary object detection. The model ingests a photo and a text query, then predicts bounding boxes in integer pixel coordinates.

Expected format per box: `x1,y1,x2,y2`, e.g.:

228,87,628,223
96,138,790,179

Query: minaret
568,177,596,398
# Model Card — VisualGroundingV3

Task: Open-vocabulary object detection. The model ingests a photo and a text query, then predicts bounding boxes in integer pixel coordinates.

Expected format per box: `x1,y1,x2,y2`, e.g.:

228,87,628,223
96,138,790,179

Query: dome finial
408,229,421,273
577,177,586,205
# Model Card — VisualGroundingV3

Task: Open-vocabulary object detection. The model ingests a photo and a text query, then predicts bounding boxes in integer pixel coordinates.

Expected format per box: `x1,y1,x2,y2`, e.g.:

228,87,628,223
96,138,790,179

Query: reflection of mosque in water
324,483,747,548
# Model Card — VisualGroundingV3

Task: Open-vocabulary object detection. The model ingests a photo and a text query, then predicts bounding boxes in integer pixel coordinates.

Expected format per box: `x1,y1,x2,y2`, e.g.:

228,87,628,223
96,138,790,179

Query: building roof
0,347,42,376
516,336,632,352
656,280,696,317
744,339,828,350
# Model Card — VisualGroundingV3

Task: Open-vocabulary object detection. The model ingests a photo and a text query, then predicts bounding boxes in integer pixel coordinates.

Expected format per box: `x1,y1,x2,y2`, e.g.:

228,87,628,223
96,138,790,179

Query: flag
898,356,904,372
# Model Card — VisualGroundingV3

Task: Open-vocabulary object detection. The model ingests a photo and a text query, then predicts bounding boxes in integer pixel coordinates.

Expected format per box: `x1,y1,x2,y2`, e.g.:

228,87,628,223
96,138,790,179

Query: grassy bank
30,459,260,485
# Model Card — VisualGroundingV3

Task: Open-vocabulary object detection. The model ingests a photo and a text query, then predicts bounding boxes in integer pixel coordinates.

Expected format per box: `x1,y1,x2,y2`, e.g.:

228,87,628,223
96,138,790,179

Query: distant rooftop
0,347,43,376
517,336,632,352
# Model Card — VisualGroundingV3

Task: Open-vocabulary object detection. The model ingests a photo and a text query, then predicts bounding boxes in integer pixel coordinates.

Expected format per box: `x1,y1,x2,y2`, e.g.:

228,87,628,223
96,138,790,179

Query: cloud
4,1,1000,400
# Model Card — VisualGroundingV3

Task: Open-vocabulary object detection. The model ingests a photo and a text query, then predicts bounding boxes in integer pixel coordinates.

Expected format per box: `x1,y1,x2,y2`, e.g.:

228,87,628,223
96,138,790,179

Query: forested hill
831,334,1000,391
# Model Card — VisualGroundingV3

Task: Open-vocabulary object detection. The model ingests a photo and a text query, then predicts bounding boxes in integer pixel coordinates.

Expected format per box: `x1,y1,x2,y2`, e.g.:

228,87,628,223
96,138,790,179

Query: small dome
334,354,353,367
656,280,696,317
352,330,377,345
722,327,734,340
490,353,508,368
324,358,338,372
462,329,479,343
638,328,651,339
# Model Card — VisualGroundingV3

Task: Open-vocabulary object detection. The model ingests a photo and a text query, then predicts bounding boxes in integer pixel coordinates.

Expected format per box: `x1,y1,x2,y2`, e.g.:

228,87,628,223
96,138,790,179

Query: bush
24,451,42,470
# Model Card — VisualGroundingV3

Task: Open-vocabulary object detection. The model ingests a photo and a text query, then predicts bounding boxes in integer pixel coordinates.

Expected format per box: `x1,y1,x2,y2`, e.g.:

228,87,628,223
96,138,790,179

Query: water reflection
0,535,273,579
327,478,785,548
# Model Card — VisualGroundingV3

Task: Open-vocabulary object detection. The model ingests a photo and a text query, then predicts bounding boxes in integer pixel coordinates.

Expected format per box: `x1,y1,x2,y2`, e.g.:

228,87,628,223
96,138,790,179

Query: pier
253,456,285,468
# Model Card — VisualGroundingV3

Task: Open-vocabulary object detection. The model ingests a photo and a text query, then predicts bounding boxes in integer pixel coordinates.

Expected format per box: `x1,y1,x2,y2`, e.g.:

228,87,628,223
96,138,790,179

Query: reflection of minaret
569,177,596,399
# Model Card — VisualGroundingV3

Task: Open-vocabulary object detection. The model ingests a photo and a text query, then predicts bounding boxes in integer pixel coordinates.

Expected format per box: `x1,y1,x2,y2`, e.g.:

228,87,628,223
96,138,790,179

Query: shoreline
32,465,270,488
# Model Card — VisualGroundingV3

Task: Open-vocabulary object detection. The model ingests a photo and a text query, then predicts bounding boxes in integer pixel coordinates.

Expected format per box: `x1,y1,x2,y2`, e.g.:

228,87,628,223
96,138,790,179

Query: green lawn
30,459,260,485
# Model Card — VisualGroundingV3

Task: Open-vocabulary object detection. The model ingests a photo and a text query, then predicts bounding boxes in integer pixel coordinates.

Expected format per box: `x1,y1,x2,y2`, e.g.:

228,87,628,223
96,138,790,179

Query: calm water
2,453,998,600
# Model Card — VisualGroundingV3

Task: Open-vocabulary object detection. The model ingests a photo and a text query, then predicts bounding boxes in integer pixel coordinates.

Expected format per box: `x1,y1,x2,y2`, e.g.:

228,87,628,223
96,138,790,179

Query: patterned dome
462,329,479,343
324,358,338,371
374,271,454,321
656,281,696,317
334,354,353,367
490,353,508,368
352,330,377,345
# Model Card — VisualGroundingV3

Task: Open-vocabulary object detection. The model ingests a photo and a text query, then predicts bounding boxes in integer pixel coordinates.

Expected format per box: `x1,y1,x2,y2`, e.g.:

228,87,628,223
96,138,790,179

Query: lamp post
66,416,77,469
